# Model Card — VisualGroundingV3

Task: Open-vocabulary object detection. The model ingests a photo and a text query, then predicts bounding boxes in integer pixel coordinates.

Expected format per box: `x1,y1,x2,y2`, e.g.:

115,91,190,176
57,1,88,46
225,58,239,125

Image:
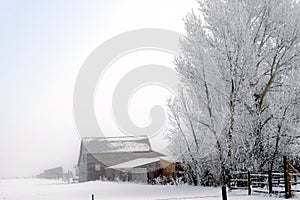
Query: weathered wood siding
78,153,87,182
86,154,106,181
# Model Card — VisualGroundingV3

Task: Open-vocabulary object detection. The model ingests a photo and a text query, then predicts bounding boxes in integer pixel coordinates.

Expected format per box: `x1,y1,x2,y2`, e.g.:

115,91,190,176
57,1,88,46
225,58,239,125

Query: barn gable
82,135,151,154
77,136,152,165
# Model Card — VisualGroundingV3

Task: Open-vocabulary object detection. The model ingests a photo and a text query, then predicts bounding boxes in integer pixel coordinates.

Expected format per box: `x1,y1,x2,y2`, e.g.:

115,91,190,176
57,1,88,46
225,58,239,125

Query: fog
0,0,197,177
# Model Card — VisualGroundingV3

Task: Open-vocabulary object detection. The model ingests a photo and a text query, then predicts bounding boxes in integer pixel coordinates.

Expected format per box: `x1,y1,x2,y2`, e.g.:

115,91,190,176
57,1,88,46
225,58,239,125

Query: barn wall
86,154,106,181
78,153,87,182
106,161,162,183
139,161,161,182
131,168,148,182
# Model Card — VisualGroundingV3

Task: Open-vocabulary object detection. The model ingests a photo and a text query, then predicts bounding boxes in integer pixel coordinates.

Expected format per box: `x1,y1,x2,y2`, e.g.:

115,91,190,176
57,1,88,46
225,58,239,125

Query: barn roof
107,157,160,169
90,151,164,167
81,136,151,154
78,136,166,167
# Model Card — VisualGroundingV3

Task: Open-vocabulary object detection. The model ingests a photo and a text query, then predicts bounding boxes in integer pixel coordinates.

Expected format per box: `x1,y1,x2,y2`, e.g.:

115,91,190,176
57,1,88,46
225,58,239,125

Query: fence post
222,185,227,200
247,170,251,195
268,170,272,194
92,194,94,200
287,161,292,198
283,156,290,199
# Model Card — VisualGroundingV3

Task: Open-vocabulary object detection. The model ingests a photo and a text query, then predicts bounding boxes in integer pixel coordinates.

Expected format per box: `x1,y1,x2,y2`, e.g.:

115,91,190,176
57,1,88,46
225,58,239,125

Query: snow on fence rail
229,156,300,198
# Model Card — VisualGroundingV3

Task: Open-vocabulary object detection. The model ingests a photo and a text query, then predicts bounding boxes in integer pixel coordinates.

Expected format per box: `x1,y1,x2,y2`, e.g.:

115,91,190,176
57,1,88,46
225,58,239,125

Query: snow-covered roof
160,156,179,163
90,151,164,167
106,157,160,169
81,136,151,154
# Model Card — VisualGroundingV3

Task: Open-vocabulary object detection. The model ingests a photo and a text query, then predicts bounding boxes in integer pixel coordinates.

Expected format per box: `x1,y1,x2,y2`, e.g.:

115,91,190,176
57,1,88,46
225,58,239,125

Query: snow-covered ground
0,178,299,200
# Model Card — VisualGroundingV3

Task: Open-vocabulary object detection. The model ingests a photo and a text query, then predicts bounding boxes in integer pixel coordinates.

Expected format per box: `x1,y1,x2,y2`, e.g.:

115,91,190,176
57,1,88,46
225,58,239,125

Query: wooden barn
77,136,164,182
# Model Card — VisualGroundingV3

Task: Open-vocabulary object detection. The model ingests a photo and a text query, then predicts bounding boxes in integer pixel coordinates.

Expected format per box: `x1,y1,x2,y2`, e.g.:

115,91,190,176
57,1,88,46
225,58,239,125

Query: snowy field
0,178,299,200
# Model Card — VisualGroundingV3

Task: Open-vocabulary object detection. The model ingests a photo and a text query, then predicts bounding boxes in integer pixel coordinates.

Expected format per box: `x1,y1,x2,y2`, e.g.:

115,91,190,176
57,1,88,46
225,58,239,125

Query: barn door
131,168,147,182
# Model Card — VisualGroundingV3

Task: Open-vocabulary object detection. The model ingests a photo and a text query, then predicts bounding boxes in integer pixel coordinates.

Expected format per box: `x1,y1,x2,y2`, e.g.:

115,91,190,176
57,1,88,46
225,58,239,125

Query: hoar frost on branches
167,0,300,186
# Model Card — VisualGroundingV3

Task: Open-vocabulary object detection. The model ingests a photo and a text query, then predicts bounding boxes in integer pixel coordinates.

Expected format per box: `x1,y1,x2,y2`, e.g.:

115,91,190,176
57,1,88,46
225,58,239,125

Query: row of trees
167,0,300,186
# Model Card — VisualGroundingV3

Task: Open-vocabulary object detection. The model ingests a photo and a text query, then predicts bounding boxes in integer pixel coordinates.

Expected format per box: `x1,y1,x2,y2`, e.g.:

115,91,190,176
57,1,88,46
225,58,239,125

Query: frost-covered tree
167,0,300,186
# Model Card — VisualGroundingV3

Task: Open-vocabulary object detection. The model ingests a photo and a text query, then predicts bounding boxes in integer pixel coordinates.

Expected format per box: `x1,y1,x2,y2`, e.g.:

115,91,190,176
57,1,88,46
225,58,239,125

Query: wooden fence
229,156,300,199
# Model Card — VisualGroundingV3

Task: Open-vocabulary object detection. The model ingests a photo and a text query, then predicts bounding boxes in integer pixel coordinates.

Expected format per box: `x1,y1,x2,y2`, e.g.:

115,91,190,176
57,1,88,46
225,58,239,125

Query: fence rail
229,156,300,199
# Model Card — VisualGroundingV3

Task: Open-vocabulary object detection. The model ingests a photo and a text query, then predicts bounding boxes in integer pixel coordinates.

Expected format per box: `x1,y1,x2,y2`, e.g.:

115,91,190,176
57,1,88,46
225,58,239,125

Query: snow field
1,179,299,200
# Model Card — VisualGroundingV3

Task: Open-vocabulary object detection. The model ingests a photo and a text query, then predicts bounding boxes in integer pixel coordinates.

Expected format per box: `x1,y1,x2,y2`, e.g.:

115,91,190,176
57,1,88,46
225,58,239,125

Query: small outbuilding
37,167,63,179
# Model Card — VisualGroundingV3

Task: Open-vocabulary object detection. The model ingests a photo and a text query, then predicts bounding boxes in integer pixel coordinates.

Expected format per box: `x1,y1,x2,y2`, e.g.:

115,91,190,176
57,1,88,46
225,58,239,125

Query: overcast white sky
0,0,197,178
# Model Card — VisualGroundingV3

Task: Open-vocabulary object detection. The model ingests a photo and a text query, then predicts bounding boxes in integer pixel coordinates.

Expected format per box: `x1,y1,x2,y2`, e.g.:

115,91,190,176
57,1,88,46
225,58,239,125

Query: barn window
95,163,101,171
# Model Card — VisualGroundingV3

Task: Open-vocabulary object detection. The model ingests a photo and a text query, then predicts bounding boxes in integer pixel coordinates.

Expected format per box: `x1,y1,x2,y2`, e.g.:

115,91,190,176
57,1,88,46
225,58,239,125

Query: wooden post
268,170,272,194
283,156,290,199
247,170,251,195
287,161,292,198
222,185,227,200
92,194,94,200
